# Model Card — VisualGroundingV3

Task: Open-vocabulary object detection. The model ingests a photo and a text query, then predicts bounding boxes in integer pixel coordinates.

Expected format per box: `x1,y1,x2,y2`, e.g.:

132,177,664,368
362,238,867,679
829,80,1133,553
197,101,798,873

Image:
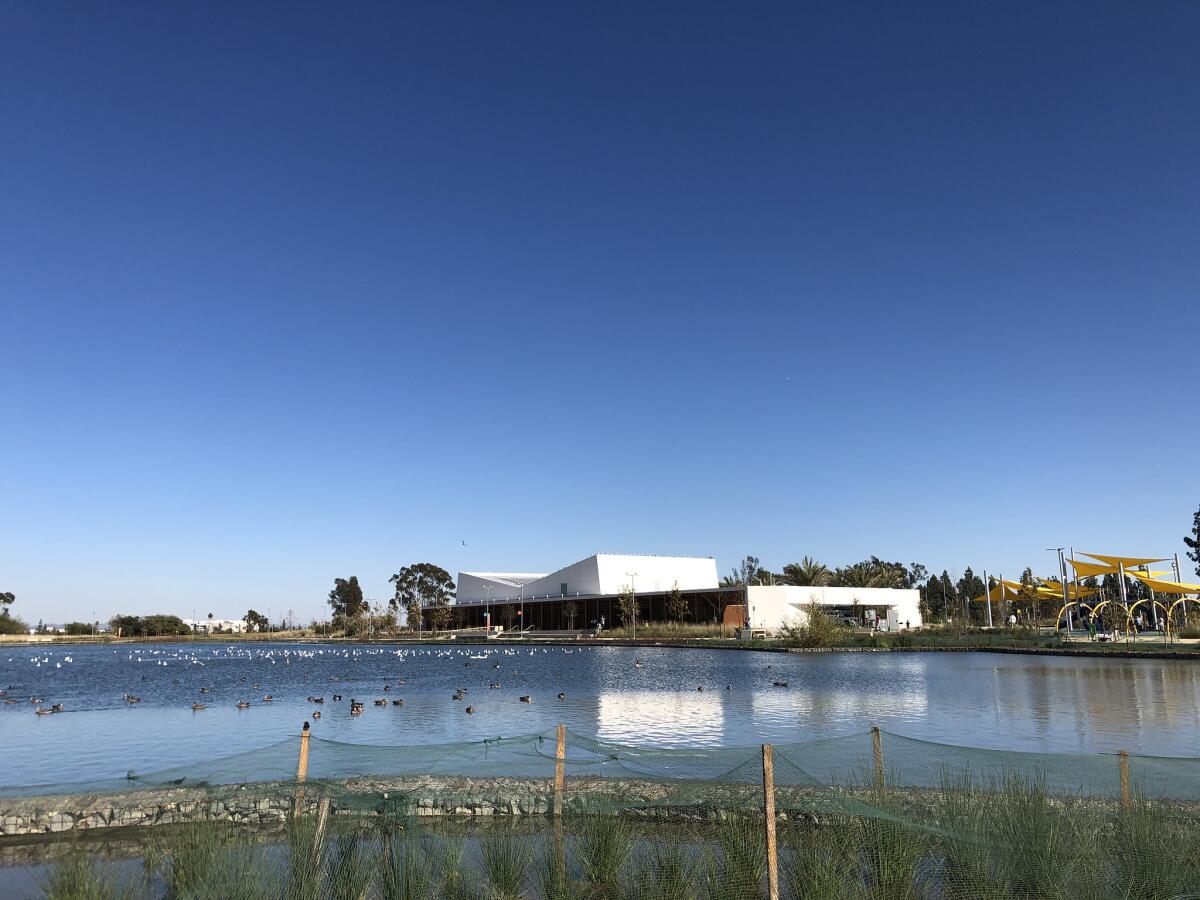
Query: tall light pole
1174,553,1189,626
1046,548,1071,635
485,584,492,635
1140,565,1158,631
625,571,638,637
1117,563,1130,643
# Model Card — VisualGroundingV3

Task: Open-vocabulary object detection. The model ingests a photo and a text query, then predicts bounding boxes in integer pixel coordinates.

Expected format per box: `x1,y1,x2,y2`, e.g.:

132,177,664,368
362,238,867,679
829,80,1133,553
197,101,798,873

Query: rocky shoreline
1,773,1158,840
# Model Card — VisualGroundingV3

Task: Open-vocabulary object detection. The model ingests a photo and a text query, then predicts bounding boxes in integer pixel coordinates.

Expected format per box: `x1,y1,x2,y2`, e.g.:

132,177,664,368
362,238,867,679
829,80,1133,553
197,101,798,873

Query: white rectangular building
745,585,923,632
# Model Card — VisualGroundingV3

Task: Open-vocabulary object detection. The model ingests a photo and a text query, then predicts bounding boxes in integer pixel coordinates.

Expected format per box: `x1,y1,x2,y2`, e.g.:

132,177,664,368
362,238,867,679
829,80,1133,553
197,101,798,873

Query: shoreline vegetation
10,776,1200,899
2,625,1198,658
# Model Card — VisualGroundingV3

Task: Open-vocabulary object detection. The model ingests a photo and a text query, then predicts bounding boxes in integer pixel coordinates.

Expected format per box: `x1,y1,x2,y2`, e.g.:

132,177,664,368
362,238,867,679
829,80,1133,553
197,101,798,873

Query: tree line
721,507,1200,629
326,563,456,635
3,504,1196,638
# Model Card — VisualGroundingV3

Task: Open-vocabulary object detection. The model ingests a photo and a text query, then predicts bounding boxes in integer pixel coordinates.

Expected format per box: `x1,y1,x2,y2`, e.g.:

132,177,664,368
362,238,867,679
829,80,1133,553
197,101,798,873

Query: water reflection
3,644,1200,786
596,691,725,745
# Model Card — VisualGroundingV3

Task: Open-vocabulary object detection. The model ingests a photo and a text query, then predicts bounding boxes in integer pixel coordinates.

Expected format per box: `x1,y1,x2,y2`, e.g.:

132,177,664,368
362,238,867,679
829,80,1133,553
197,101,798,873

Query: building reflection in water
596,690,726,746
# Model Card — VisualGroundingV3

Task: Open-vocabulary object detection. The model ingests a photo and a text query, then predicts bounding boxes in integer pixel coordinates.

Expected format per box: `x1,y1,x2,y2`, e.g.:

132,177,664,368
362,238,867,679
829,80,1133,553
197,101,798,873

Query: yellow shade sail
1042,580,1098,600
971,582,1019,605
1124,570,1200,594
1080,552,1168,568
1069,559,1118,578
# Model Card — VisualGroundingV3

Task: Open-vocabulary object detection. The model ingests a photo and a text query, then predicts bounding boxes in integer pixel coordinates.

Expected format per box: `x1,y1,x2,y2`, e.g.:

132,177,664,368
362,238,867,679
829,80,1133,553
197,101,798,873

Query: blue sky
2,2,1198,623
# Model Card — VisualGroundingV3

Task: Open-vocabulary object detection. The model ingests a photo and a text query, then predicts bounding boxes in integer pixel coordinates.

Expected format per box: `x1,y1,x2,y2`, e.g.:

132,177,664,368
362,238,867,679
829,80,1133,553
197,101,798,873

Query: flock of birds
3,644,795,722
2,645,592,719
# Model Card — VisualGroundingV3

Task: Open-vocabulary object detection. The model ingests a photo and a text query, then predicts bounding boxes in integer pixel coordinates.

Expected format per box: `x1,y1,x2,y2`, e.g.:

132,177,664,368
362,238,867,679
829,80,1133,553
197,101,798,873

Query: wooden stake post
554,724,566,817
1119,750,1131,810
762,743,779,900
293,722,311,818
554,725,567,885
297,721,311,782
871,726,885,792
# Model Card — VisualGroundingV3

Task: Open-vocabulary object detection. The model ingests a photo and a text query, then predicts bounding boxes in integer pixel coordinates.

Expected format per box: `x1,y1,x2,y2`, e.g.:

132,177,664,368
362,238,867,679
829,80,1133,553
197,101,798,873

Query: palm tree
834,562,904,589
782,557,832,587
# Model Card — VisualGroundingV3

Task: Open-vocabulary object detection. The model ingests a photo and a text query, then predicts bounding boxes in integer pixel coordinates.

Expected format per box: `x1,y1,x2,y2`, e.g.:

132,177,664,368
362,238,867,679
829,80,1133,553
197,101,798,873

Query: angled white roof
459,572,546,588
457,554,718,603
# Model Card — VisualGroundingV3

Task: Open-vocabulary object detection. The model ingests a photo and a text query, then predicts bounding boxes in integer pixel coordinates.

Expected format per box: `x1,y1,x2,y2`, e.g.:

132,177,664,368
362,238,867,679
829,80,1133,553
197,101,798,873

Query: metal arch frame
1124,599,1168,635
1165,597,1193,637
1088,600,1115,627
1055,600,1078,626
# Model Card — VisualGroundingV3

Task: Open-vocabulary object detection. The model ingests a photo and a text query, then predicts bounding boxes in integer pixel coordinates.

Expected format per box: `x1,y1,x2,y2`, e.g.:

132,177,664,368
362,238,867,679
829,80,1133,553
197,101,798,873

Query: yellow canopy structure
1080,552,1168,568
1124,570,1200,595
1069,558,1118,578
1041,580,1098,600
970,582,1019,605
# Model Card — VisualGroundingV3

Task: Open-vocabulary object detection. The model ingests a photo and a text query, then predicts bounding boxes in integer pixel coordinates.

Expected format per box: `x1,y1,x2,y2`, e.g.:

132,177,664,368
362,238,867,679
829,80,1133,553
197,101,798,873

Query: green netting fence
5,728,1200,899
4,725,1197,805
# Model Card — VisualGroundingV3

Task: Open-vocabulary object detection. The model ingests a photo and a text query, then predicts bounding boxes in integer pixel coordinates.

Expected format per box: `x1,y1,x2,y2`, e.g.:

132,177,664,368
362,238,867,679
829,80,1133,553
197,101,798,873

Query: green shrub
0,613,29,635
779,602,849,649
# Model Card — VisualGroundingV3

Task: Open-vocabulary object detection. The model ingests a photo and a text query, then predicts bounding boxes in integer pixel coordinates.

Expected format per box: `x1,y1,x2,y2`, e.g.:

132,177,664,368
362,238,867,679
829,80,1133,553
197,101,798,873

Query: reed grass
42,851,140,900
574,814,633,897
481,831,537,899
32,777,1200,900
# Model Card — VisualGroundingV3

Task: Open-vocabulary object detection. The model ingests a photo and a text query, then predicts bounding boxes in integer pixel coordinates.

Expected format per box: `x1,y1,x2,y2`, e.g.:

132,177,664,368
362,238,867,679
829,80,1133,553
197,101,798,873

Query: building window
561,583,568,596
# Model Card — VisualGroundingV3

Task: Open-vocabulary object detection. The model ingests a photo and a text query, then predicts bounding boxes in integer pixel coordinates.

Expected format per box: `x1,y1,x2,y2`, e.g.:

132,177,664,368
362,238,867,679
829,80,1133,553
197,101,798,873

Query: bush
0,614,29,635
779,601,848,649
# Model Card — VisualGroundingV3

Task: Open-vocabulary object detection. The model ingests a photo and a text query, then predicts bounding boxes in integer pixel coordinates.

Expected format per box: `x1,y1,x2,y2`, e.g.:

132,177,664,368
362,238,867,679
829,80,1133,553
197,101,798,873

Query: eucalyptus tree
327,576,365,628
390,563,456,631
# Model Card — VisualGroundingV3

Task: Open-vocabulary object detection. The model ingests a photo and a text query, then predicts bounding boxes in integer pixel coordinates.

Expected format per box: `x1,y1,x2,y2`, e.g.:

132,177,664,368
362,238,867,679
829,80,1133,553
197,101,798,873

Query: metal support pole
1058,550,1072,636
762,744,779,900
983,569,989,628
1175,554,1188,626
1118,563,1130,642
1142,565,1158,631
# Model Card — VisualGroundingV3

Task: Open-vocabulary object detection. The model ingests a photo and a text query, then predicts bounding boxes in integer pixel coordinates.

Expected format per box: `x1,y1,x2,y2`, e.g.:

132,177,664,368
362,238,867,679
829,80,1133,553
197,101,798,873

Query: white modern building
443,553,921,634
457,553,720,604
744,585,923,633
184,618,248,634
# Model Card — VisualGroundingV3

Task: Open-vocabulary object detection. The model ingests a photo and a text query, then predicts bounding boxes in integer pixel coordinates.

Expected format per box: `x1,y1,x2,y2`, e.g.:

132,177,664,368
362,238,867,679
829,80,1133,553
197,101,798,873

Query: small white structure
184,618,248,634
457,554,719,604
746,586,923,633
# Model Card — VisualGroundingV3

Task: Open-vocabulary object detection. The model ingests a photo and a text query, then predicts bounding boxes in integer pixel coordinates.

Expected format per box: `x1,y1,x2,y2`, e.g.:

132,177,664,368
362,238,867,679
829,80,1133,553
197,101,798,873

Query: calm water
2,642,1199,787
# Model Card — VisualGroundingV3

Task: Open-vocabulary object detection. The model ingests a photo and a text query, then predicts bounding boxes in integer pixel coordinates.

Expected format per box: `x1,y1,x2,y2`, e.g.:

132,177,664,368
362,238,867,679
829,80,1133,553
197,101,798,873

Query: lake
2,642,1199,789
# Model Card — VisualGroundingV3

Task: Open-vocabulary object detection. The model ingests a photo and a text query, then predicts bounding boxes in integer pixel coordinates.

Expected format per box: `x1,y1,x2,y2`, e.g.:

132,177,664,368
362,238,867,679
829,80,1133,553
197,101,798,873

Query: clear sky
2,2,1198,624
